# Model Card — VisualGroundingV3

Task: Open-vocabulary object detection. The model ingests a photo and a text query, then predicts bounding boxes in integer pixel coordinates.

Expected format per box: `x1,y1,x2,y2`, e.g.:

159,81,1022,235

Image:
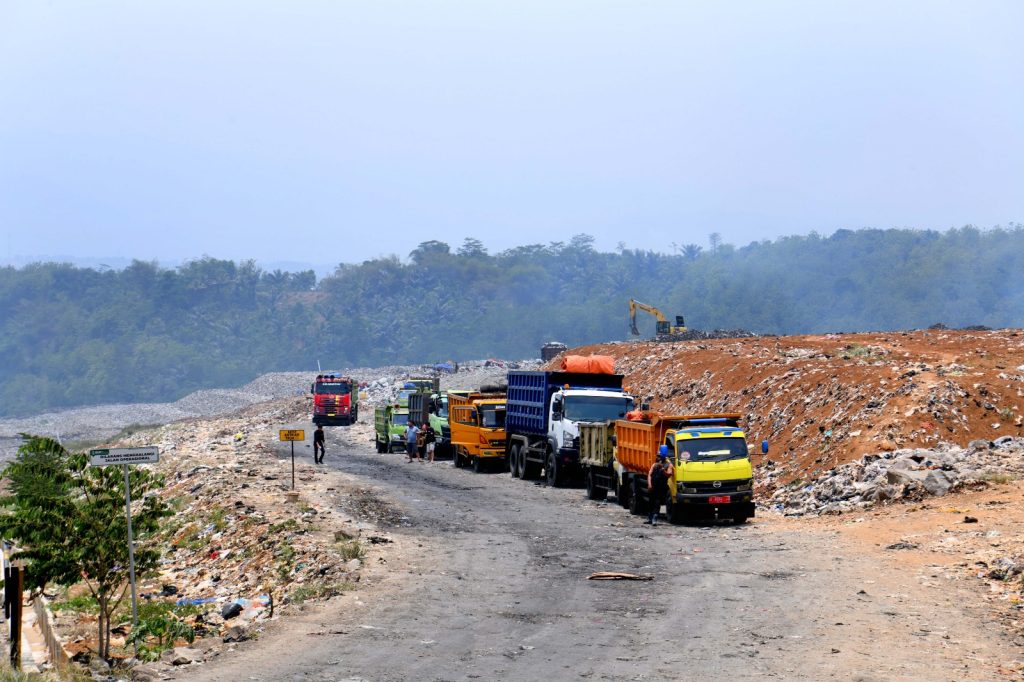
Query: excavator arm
629,299,668,336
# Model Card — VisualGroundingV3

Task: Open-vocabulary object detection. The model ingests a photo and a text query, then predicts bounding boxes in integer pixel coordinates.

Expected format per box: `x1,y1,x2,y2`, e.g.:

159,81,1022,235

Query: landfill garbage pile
767,436,1024,515
573,329,1024,496
358,358,538,408
656,328,759,341
46,395,379,667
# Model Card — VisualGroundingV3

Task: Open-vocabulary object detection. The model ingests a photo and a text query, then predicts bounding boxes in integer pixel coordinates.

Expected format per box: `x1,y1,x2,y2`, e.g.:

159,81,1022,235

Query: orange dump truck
581,413,764,523
448,391,507,473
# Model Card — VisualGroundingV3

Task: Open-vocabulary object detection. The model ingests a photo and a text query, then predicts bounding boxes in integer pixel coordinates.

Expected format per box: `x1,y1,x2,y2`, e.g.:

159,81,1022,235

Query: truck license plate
708,495,731,504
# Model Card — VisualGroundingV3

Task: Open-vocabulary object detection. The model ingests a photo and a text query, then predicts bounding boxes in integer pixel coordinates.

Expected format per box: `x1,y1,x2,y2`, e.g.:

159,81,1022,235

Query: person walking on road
422,422,437,462
405,422,420,463
646,445,675,525
313,425,326,464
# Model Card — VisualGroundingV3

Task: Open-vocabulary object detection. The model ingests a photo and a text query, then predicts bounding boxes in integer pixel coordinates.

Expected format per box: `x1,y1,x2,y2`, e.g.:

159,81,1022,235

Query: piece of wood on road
587,571,654,581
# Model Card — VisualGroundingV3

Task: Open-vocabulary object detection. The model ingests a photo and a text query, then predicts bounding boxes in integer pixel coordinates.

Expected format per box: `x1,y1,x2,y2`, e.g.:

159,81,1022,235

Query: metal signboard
279,429,305,441
89,447,160,466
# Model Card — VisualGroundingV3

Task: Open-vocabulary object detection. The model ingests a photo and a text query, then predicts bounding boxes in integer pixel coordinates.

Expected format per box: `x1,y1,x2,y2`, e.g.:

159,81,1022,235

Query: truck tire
585,469,607,501
472,456,484,473
616,477,630,508
452,447,461,468
628,478,646,516
732,514,748,525
545,452,561,487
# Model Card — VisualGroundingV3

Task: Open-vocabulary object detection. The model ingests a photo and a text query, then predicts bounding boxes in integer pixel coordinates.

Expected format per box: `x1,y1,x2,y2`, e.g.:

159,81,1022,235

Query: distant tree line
1,226,1022,416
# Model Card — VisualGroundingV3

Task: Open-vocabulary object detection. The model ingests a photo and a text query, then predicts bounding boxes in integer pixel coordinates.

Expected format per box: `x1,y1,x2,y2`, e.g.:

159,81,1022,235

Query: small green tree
0,436,171,661
127,613,195,661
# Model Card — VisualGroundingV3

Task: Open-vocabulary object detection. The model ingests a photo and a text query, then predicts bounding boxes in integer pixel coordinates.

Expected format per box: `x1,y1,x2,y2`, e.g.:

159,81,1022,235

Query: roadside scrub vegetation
0,435,171,662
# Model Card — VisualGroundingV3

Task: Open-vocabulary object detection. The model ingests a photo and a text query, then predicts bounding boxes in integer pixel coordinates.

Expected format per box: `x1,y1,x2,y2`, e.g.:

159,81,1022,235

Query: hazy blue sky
2,1,1022,268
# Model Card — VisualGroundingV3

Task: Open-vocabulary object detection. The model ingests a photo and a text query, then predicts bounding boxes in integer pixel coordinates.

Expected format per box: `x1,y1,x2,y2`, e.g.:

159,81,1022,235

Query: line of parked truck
357,359,765,524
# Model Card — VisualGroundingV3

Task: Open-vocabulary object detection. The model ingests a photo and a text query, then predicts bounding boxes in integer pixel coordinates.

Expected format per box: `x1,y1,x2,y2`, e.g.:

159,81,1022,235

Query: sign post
279,430,305,490
89,446,159,654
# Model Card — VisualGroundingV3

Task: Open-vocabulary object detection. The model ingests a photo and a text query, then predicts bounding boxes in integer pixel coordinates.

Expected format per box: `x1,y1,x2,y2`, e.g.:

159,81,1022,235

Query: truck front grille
686,479,750,494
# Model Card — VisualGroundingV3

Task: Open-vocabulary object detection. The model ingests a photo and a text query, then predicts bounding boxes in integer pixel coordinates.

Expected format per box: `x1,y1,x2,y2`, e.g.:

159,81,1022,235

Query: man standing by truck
422,422,437,462
405,422,420,463
646,446,674,525
313,424,326,464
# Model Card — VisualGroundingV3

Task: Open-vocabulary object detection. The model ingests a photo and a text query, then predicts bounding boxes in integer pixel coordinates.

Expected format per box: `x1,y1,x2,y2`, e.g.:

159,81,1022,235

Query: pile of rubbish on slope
47,396,376,667
767,436,1024,516
359,358,538,407
655,328,759,341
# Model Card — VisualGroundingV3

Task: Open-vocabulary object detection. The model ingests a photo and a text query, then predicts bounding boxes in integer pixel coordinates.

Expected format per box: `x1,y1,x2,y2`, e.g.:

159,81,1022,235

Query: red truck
311,374,360,426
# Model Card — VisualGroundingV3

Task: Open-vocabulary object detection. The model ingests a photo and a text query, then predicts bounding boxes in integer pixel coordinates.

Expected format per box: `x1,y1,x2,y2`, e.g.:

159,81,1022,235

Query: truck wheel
509,446,521,479
545,452,562,487
452,448,463,468
616,478,630,508
472,456,484,473
586,470,607,501
628,478,646,516
732,514,748,525
375,439,382,453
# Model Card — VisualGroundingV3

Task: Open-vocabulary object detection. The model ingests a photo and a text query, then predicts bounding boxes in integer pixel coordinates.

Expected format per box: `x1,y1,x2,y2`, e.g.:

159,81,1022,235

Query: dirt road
177,430,1012,681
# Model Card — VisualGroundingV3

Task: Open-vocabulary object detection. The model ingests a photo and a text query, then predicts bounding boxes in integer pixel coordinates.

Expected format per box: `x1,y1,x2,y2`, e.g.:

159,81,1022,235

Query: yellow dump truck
448,391,507,473
580,413,765,523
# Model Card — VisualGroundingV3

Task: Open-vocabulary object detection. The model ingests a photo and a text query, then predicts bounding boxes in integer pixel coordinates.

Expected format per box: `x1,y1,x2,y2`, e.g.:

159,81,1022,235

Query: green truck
374,405,410,453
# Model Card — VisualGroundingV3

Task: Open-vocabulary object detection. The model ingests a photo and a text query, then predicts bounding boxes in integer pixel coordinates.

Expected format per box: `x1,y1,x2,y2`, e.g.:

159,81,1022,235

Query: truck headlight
736,480,753,492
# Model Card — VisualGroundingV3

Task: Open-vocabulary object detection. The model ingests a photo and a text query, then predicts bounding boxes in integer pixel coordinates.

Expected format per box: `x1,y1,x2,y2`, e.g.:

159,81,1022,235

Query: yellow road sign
279,429,306,441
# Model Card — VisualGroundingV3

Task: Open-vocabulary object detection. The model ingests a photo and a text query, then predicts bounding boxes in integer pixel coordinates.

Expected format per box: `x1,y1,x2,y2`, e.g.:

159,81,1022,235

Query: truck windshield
677,438,748,462
316,382,350,395
437,396,449,418
563,396,634,422
392,413,409,426
480,405,506,429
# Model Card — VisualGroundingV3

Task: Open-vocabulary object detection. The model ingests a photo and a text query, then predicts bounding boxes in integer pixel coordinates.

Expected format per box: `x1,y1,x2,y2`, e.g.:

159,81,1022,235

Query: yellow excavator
629,299,687,339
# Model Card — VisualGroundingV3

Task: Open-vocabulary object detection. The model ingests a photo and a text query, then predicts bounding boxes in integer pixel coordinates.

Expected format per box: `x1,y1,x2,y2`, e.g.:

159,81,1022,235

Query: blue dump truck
506,370,634,487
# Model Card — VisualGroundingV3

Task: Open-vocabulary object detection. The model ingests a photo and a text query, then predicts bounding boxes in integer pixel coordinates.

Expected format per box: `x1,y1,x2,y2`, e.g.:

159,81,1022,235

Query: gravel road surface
176,421,1006,681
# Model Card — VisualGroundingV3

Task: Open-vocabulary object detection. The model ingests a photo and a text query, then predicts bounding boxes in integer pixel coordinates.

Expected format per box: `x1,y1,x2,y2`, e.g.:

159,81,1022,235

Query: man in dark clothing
422,423,437,462
313,425,325,464
646,445,675,525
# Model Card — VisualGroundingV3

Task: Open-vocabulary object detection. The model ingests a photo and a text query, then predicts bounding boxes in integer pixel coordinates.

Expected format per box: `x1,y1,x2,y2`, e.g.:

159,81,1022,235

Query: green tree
0,436,171,661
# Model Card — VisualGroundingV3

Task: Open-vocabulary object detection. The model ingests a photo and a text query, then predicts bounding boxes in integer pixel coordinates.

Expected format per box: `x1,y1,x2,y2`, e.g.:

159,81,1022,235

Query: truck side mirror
310,383,315,394
761,440,769,455
551,399,562,421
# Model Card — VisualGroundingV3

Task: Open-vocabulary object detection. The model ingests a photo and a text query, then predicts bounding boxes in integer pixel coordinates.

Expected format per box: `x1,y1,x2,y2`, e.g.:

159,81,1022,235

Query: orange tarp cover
560,355,615,374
